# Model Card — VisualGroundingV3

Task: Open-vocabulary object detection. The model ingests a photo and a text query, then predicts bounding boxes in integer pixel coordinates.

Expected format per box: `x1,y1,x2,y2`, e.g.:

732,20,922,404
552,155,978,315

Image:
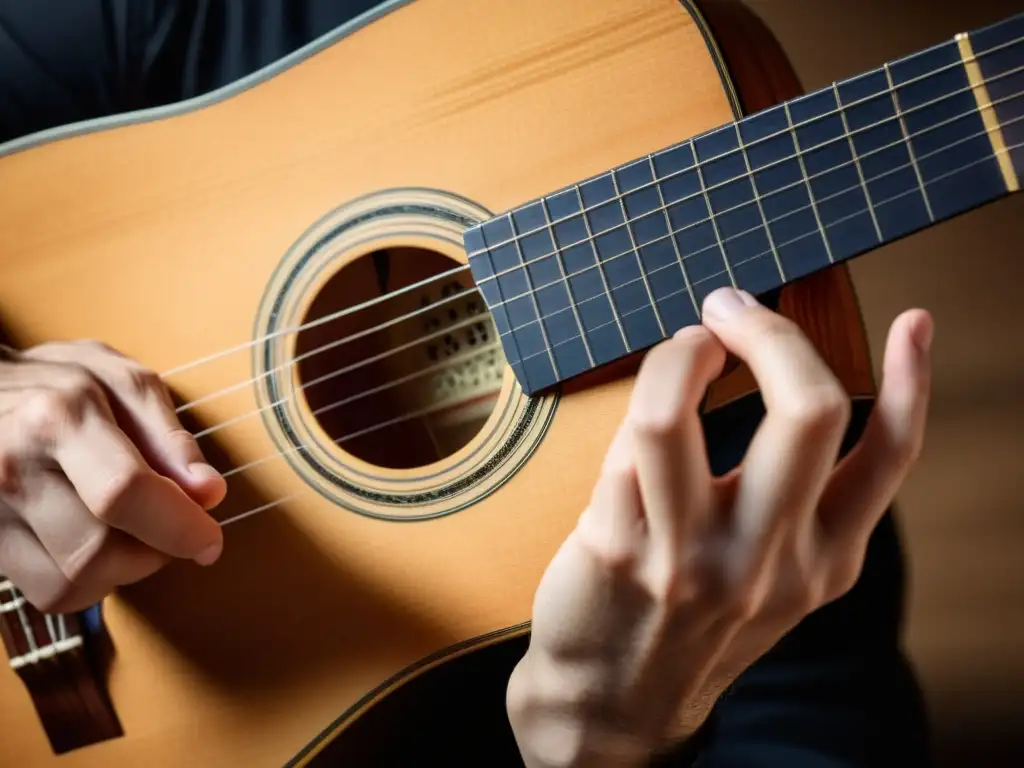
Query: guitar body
0,0,875,764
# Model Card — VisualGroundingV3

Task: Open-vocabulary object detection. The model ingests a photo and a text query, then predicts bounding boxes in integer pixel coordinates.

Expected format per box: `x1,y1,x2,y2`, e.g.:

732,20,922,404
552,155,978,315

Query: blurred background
741,0,1023,763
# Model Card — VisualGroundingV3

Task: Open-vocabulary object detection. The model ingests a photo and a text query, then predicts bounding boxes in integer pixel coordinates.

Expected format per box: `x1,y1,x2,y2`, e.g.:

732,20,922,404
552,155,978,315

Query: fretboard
465,13,1023,395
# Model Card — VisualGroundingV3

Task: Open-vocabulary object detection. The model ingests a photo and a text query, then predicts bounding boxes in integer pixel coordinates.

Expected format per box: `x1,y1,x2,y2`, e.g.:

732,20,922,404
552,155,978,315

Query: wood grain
0,0,875,764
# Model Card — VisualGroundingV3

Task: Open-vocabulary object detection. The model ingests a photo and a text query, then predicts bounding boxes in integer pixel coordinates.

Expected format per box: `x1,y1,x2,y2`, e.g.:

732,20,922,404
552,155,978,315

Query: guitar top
0,0,1019,765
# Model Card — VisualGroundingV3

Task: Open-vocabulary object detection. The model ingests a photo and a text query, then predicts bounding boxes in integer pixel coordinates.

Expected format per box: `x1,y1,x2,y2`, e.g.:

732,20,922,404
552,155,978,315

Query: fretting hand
507,287,932,767
0,341,226,613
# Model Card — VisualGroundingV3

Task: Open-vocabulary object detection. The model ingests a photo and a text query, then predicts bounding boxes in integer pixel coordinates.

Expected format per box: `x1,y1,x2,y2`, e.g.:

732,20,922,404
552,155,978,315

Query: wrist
506,651,658,768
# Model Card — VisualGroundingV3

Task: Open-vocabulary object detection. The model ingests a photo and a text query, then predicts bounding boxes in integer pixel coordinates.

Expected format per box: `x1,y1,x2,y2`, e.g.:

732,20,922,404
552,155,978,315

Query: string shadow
114,404,458,696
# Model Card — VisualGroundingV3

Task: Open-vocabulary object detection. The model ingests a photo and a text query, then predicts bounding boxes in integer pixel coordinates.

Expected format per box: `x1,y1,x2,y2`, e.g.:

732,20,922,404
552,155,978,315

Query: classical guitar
1,0,1020,765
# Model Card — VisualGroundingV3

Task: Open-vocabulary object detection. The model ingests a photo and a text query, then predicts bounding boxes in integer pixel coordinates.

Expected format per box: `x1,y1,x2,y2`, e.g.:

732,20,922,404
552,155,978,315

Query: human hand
507,287,932,767
0,341,226,613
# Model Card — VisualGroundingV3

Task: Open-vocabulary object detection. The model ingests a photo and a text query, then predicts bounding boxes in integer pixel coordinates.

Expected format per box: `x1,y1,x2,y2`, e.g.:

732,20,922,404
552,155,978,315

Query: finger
11,470,169,589
12,376,224,565
625,326,725,579
57,413,224,564
576,422,646,571
818,309,932,548
701,288,850,574
24,342,226,510
0,518,105,614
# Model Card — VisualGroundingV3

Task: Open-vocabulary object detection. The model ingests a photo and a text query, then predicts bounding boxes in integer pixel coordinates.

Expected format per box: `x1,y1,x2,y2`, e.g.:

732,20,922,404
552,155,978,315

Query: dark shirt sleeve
0,5,931,767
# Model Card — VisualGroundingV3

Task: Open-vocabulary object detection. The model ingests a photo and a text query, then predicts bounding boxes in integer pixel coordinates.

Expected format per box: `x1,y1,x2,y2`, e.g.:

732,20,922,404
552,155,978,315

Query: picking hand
0,341,226,613
508,287,932,767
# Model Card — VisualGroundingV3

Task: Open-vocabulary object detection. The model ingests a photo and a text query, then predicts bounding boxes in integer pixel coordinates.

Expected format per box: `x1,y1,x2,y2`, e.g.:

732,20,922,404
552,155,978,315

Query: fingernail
702,288,758,320
188,462,222,481
193,541,222,567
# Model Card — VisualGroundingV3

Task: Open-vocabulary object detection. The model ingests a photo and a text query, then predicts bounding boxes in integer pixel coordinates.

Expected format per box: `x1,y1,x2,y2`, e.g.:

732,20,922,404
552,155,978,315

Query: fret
833,82,883,241
646,153,702,328
575,176,665,355
650,139,733,306
967,14,1024,189
884,62,936,222
538,198,596,369
782,100,836,264
691,130,743,295
464,13,1024,395
506,212,561,388
733,122,787,282
833,67,933,245
542,186,630,367
888,39,1009,221
610,165,668,342
514,199,595,381
737,103,831,281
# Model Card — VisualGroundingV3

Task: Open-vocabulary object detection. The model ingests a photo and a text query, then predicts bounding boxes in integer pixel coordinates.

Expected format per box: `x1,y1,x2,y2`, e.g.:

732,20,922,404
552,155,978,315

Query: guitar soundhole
293,247,505,470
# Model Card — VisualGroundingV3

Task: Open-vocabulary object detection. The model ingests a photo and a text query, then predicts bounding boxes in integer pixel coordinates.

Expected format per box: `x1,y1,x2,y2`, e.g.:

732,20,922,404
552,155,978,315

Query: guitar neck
465,12,1023,395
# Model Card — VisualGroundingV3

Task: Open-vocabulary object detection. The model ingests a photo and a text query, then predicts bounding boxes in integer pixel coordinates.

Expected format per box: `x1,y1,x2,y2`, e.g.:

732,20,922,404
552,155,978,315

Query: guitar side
0,1,873,765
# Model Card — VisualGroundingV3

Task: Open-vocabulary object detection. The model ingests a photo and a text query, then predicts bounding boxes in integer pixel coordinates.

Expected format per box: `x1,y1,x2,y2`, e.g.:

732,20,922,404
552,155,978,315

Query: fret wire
833,82,884,242
494,106,1022,315
884,62,937,223
572,184,631,352
506,212,560,380
609,168,668,336
489,67,1024,293
540,198,595,368
647,153,702,318
473,50,1024,266
506,138,1021,364
733,122,787,281
782,101,834,263
693,141,739,288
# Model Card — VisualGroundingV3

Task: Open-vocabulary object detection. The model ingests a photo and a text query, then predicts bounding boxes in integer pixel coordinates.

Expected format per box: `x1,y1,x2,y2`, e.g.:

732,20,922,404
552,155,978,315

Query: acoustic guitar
1,0,1020,764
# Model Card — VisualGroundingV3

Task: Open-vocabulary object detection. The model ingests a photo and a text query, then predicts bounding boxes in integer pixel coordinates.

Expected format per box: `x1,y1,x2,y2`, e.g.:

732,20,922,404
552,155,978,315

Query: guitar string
168,61,1024,427
477,65,1024,287
156,33,1021,383
0,31,1019,650
509,137,1024,371
1,579,71,660
5,142,1018,632
468,34,1024,257
499,109,1024,344
187,96,1023,445
214,134,1024,529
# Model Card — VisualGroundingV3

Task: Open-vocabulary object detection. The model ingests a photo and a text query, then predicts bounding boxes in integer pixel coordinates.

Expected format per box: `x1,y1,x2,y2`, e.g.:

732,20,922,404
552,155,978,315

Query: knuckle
784,387,851,435
18,376,103,443
629,407,680,443
749,312,800,348
60,528,111,585
90,466,148,526
117,364,165,402
643,564,685,605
